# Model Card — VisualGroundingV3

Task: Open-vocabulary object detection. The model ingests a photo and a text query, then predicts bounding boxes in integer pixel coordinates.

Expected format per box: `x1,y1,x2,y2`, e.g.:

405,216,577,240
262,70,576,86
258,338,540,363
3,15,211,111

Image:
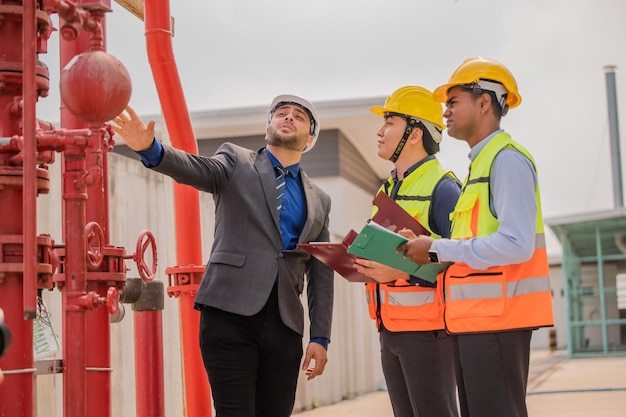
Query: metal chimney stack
605,65,623,208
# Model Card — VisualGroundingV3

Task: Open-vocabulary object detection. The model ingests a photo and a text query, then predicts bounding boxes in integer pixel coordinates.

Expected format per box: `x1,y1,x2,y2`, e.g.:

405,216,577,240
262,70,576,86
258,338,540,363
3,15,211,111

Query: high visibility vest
444,132,554,333
365,159,453,332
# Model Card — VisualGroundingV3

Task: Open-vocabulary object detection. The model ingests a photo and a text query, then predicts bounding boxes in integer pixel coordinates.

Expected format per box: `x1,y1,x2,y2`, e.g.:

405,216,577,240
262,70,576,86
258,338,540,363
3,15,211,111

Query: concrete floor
295,349,626,417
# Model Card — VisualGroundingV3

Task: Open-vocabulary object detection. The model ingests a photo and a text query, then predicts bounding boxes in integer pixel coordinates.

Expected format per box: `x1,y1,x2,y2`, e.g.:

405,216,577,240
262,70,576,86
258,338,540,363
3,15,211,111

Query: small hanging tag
34,296,61,360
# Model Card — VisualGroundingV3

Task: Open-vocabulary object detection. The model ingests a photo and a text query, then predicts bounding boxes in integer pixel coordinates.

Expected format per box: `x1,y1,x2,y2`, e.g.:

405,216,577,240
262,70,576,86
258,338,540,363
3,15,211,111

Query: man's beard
267,129,308,152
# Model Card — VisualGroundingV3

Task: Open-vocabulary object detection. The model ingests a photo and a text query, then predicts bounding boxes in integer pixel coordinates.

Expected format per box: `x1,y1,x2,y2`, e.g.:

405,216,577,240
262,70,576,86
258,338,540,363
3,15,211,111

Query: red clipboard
371,191,430,236
298,230,376,283
298,192,429,283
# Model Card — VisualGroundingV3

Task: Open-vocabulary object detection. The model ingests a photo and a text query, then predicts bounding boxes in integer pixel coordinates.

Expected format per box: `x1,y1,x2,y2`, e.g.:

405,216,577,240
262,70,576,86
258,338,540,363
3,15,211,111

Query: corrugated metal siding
337,131,382,196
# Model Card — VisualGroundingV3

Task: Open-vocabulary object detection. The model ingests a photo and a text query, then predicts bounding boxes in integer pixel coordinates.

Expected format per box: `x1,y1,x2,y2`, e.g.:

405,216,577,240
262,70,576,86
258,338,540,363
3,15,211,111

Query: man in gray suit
111,95,334,417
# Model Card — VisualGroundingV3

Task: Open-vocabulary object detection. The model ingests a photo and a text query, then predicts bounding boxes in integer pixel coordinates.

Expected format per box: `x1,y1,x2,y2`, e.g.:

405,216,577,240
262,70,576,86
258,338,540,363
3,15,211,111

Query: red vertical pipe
0,216,35,416
143,0,203,263
0,278,35,417
84,10,111,243
84,10,114,417
84,176,113,417
134,280,165,417
58,29,93,417
135,311,165,417
179,291,206,410
144,1,210,416
61,149,89,417
23,0,38,322
0,2,35,416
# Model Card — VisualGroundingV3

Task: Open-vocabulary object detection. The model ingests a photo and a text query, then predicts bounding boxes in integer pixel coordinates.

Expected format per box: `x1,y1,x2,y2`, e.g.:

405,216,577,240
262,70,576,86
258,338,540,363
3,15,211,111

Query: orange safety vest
444,133,554,333
365,159,453,331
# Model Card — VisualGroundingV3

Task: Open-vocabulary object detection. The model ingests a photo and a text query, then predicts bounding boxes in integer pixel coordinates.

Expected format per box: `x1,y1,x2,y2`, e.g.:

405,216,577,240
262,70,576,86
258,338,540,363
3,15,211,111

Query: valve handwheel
106,287,119,314
85,222,105,269
135,230,157,283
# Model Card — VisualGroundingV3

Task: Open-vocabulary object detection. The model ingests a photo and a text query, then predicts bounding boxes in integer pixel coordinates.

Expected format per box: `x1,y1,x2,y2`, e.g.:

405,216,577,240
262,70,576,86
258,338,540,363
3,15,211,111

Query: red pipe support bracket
165,265,204,298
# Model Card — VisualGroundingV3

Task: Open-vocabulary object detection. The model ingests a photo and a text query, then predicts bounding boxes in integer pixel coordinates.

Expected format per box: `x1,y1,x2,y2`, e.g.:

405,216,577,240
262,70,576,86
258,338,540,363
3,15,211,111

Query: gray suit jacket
152,142,334,340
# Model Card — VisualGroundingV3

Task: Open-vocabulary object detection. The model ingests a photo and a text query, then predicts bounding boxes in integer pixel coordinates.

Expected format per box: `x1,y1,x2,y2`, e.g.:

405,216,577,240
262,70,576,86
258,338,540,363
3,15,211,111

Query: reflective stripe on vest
385,288,435,305
448,274,551,301
445,133,554,333
365,159,451,331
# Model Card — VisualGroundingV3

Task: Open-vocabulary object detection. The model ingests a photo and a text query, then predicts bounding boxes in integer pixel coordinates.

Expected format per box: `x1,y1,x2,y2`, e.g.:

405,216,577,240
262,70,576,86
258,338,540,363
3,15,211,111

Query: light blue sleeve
434,149,537,270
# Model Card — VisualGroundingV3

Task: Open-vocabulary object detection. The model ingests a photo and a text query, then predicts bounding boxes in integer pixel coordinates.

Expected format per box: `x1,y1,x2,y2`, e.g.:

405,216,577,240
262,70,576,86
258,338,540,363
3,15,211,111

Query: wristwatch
428,249,440,264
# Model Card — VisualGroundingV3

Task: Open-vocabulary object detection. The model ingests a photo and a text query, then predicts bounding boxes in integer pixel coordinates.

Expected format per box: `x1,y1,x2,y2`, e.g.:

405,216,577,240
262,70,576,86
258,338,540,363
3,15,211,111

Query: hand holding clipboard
347,192,451,283
298,191,450,283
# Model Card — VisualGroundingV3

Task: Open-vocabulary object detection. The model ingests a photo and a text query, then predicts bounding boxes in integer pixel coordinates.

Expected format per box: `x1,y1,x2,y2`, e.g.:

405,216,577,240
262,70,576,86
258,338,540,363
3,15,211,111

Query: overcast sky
38,0,626,228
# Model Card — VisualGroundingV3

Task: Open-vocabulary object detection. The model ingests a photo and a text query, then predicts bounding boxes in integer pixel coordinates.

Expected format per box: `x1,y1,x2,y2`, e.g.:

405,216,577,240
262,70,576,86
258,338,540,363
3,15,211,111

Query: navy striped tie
275,166,286,212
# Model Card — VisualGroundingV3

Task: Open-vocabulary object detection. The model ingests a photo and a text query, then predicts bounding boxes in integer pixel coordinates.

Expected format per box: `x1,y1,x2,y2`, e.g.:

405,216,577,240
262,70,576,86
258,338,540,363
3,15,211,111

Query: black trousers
199,285,303,417
380,328,458,417
453,330,532,417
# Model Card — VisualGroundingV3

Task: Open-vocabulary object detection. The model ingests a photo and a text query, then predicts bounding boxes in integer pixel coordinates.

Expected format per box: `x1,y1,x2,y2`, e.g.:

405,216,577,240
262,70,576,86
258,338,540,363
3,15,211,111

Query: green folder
347,221,451,283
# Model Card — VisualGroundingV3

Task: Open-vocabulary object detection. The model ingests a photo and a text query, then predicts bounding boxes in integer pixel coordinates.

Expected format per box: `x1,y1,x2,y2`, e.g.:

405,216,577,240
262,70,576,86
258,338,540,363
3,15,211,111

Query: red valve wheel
106,287,119,314
85,222,105,269
135,230,157,283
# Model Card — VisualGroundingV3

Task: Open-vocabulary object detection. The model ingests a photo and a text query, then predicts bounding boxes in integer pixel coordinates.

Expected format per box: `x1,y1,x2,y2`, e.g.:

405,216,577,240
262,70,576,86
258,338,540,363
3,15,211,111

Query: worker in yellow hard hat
399,57,554,417
354,86,461,417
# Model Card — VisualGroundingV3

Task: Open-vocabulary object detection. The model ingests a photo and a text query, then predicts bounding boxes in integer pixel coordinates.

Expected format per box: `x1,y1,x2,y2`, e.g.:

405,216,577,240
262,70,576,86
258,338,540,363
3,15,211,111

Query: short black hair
418,121,440,155
464,85,505,119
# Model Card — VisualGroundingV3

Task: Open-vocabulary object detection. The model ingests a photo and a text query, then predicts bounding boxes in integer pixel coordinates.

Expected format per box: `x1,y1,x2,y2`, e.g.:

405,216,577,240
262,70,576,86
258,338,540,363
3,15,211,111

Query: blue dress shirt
265,150,307,251
265,150,330,349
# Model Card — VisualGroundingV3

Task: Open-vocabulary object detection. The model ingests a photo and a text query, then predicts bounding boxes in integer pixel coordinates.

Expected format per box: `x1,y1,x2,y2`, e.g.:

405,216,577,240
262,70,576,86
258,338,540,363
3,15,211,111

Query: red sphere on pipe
60,50,132,123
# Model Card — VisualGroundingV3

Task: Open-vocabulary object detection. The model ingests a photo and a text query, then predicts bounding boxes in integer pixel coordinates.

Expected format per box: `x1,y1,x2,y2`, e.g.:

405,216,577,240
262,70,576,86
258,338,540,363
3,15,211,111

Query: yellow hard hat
433,57,521,110
371,86,445,141
371,86,444,129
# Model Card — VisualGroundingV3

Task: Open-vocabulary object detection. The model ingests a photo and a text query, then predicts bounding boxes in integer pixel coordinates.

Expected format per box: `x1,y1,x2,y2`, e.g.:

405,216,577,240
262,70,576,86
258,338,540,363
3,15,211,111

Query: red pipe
135,310,165,417
0,2,36,415
84,11,115,417
23,0,38,322
144,0,203,263
144,1,211,416
61,147,89,417
134,280,166,417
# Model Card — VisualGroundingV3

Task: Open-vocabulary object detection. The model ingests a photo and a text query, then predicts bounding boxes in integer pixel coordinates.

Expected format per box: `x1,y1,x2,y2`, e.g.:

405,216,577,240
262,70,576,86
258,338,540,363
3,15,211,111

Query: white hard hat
268,94,320,153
